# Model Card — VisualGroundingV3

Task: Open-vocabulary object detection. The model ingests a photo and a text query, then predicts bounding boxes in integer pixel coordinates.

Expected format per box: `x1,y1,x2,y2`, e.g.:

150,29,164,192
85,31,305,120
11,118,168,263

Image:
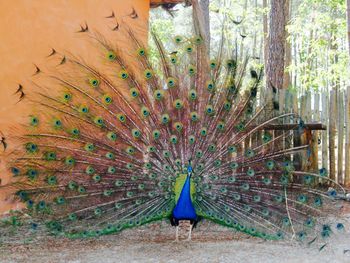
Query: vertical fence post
310,92,320,171
345,86,350,186
337,91,344,184
321,91,329,173
329,89,337,182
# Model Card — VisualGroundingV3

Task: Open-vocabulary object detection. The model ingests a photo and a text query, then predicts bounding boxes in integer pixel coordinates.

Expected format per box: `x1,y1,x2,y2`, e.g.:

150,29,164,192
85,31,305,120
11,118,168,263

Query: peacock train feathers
0,6,348,246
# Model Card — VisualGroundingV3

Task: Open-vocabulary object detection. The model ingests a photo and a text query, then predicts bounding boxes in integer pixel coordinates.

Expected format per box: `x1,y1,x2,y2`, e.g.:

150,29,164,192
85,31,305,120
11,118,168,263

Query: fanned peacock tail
1,10,348,245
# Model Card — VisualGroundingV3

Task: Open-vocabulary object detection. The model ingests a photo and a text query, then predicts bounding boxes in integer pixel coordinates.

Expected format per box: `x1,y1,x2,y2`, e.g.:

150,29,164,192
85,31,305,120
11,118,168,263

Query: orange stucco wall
0,0,151,214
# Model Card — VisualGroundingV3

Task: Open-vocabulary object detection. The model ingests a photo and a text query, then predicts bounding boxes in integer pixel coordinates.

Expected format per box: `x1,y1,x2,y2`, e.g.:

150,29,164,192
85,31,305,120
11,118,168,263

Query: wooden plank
329,89,337,182
345,86,350,186
300,94,308,170
310,92,320,171
321,91,329,172
337,91,345,184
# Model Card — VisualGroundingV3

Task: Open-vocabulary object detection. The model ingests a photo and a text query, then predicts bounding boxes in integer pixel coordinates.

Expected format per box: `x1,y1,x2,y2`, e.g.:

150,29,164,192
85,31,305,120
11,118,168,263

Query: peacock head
187,159,193,177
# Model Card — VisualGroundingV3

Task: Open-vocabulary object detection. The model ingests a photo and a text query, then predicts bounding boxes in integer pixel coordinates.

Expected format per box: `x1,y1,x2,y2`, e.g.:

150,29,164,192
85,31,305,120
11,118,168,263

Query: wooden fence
274,87,350,186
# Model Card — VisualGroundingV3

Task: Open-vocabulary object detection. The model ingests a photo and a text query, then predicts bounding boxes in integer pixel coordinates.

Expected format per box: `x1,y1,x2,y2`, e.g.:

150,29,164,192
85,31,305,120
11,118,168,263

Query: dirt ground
1,218,350,263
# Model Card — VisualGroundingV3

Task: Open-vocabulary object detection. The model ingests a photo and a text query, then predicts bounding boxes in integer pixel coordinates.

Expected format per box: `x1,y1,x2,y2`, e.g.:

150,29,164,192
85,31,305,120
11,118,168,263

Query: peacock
0,2,348,246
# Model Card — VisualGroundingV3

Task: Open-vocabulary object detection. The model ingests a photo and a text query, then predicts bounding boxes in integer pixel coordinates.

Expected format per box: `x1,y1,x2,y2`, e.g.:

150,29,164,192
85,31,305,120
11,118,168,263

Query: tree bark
266,0,287,92
283,0,291,90
263,0,269,70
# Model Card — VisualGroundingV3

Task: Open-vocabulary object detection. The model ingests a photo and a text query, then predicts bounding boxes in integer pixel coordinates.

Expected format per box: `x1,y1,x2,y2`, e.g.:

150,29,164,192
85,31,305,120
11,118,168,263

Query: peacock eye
103,95,112,105
30,116,39,126
189,89,197,100
152,130,160,140
161,114,170,124
174,35,182,43
170,135,178,144
154,90,163,100
107,51,116,61
63,93,72,101
167,77,176,88
119,70,129,80
185,45,193,53
130,88,139,98
137,48,146,56
141,106,150,117
89,78,100,88
144,69,153,80
117,113,126,123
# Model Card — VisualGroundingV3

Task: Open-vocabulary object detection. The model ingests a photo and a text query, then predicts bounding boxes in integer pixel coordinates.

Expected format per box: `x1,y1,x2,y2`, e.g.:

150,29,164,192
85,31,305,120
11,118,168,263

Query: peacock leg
174,226,179,242
185,223,192,241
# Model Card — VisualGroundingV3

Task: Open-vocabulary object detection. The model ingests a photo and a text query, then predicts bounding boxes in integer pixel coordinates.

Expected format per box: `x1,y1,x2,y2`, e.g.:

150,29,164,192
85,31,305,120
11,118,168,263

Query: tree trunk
283,0,291,90
266,0,287,91
263,0,269,70
347,0,350,54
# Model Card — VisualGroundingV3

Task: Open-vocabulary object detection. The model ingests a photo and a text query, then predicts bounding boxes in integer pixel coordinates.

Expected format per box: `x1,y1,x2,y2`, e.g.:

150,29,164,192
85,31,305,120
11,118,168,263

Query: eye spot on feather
119,70,129,80
173,122,183,133
131,129,141,139
205,105,214,116
30,116,39,127
188,135,195,144
223,100,231,111
94,116,104,127
79,105,89,114
25,142,38,153
71,128,80,136
185,44,193,53
102,95,112,105
27,168,38,180
117,113,126,123
153,89,164,100
173,99,183,110
167,77,176,88
84,143,95,152
52,119,62,129
193,36,202,45
129,88,139,99
206,81,215,93
44,151,57,161
63,92,72,102
152,130,161,140
92,174,101,182
226,59,236,69
126,146,135,155
161,114,170,125
65,156,76,166
11,167,20,176
141,106,150,118
147,146,155,153
216,121,225,131
188,89,197,101
188,65,196,76
170,135,178,144
144,69,153,80
174,35,183,44
170,55,177,64
107,131,117,141
85,165,95,175
89,78,100,88
137,48,146,56
209,60,217,70
200,127,207,136
107,51,116,61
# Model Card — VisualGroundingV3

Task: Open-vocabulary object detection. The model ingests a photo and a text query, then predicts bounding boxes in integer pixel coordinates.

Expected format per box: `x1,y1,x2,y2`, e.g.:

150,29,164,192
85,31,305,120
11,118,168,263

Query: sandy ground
1,219,350,263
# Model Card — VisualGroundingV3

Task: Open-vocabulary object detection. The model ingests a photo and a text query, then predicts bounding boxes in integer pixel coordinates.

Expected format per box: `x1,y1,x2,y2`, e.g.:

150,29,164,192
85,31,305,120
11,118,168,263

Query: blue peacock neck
172,162,197,221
